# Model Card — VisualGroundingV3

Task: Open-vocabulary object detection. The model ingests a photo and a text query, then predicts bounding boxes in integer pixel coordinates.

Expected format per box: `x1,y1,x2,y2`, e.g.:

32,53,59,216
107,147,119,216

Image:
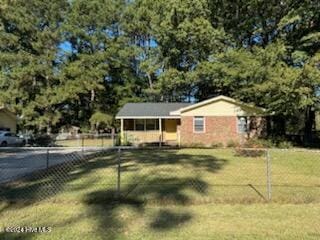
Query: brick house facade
116,96,267,146
179,116,239,146
179,116,266,146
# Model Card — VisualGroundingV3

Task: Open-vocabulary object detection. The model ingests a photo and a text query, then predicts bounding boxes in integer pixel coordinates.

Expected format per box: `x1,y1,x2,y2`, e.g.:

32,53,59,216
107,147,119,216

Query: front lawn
0,148,319,239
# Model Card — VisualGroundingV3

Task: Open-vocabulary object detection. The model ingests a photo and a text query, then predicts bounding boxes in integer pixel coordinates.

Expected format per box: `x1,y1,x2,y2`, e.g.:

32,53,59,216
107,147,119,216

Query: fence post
266,149,272,201
101,135,104,148
116,148,121,200
46,148,49,169
112,129,115,147
82,135,84,153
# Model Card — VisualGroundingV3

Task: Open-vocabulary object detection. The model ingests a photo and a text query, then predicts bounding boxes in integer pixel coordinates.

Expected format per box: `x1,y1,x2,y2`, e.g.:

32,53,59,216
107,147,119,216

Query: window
124,119,134,131
134,119,160,131
237,117,249,133
135,119,145,131
146,119,159,131
194,116,205,133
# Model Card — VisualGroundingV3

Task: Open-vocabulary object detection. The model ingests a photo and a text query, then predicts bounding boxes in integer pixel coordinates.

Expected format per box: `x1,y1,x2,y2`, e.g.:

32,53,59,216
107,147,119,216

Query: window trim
193,116,205,133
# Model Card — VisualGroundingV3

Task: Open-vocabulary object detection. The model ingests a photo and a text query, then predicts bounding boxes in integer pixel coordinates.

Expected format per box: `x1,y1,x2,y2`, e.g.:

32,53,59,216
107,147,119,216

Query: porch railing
123,131,162,144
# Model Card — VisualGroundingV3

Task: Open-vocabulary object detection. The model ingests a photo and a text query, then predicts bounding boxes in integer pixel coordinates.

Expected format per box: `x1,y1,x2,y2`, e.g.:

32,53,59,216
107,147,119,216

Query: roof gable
170,95,266,116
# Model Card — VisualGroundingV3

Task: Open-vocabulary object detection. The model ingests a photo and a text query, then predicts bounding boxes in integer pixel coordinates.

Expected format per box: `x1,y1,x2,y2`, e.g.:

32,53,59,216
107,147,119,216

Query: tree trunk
266,116,272,137
91,89,95,102
303,106,315,146
272,115,286,137
46,123,52,135
147,73,153,89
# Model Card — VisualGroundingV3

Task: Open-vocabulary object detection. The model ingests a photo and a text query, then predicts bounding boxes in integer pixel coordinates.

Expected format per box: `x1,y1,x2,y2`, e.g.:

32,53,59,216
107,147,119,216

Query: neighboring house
116,95,267,146
0,106,17,133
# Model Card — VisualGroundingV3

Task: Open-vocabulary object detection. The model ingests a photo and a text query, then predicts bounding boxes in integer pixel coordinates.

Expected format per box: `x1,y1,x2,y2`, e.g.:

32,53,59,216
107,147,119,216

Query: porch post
159,118,162,147
120,118,124,145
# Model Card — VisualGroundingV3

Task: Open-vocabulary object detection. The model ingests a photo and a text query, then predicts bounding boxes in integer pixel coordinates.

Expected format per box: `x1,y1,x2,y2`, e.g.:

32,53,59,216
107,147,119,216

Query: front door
165,119,177,141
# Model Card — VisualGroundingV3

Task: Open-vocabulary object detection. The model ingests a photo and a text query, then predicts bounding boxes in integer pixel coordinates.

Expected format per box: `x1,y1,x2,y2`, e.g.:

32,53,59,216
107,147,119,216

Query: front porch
120,118,180,145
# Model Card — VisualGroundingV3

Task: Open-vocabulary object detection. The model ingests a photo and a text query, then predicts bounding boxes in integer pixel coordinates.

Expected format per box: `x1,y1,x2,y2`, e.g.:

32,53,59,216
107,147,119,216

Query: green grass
0,148,319,239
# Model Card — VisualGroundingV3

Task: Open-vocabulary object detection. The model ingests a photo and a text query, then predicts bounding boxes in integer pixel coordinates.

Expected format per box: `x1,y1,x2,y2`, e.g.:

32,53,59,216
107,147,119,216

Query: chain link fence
0,146,319,205
269,148,320,203
0,147,118,204
0,145,319,239
18,133,119,148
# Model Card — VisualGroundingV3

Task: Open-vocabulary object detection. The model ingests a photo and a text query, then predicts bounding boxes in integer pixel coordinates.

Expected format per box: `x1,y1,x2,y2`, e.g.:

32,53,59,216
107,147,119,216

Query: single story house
0,106,17,133
116,95,267,146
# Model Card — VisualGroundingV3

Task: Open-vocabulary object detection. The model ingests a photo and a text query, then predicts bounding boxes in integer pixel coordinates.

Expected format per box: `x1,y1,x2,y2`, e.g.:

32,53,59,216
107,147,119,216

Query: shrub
210,142,224,148
241,138,293,149
234,148,265,157
116,134,133,146
33,134,54,147
260,137,293,148
190,142,206,148
182,142,206,148
242,138,265,148
234,138,266,157
277,140,293,149
226,140,239,148
122,138,133,146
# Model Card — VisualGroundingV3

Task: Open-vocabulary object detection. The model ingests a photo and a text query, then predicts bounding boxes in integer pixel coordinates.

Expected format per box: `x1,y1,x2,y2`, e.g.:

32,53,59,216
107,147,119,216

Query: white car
0,131,26,147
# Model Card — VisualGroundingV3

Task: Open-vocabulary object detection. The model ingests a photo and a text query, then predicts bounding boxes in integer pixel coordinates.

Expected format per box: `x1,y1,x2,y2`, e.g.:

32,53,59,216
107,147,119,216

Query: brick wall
179,116,265,146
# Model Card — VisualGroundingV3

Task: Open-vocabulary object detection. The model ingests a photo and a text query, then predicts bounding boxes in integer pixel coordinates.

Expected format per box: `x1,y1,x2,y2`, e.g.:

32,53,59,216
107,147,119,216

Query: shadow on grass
79,149,227,239
122,176,209,205
150,209,192,230
0,150,118,209
0,149,228,239
82,184,195,239
0,149,226,204
121,149,225,173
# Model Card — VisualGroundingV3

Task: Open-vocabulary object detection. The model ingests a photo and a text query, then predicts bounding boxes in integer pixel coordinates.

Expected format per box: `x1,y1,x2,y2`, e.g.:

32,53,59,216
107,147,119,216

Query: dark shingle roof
116,102,192,118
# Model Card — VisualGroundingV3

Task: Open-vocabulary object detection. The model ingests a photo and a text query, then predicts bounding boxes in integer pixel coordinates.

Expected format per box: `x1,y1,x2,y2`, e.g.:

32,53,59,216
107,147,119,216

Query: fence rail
19,133,119,148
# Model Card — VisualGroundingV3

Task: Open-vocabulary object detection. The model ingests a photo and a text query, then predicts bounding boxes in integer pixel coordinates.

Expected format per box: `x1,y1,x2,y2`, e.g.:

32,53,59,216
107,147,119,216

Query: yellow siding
181,100,253,116
124,131,160,144
165,119,177,141
0,111,17,133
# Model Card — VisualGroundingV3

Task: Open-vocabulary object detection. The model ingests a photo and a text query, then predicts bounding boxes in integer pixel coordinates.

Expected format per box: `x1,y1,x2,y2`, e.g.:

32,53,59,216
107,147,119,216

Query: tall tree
0,0,69,133
208,0,298,47
59,0,143,131
0,0,319,144
125,0,227,101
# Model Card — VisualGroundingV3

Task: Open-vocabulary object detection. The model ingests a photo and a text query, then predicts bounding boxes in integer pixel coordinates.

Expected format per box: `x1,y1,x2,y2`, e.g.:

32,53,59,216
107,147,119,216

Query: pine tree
0,0,69,133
